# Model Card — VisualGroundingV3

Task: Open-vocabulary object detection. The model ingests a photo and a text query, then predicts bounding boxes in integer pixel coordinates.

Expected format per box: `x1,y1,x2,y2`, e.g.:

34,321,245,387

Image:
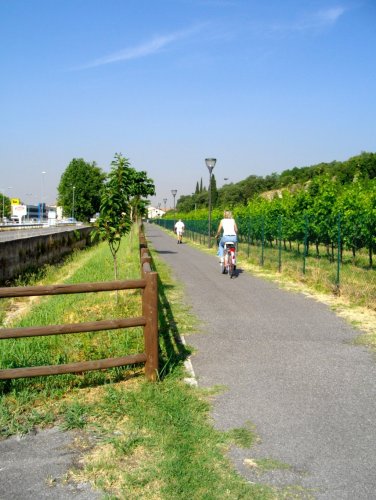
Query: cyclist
215,210,238,263
174,219,185,244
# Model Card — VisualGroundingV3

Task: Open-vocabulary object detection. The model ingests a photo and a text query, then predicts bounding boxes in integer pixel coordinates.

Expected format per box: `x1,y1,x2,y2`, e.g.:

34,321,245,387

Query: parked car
58,217,77,225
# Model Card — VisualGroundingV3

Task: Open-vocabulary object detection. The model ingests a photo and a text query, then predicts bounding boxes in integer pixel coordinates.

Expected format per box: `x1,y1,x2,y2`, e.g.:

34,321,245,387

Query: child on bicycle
215,210,238,262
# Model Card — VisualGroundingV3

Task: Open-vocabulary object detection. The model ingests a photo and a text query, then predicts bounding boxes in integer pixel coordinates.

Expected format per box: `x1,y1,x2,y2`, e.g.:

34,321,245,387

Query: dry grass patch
239,259,376,337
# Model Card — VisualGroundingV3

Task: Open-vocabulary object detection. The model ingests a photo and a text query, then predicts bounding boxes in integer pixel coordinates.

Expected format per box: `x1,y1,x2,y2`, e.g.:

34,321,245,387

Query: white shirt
175,221,185,233
221,218,236,236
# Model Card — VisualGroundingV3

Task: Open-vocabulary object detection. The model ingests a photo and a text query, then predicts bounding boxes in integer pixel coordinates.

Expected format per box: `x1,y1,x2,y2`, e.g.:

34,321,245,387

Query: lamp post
72,186,76,220
171,189,177,228
40,171,46,222
205,158,216,248
171,190,177,211
163,198,167,211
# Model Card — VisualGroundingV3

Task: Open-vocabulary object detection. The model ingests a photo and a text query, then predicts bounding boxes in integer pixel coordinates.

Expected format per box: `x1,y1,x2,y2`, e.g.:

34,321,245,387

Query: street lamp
171,190,177,211
163,198,167,211
72,186,76,220
40,171,46,222
205,158,216,248
171,189,177,227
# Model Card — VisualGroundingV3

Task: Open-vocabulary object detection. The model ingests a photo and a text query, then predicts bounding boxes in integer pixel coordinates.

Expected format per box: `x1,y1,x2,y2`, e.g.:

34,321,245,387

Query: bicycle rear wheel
228,249,236,278
228,260,234,278
220,260,226,274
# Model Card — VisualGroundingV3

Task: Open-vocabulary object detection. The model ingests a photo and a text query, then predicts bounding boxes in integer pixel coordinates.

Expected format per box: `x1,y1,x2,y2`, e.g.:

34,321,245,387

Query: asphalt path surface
0,428,100,499
146,223,376,499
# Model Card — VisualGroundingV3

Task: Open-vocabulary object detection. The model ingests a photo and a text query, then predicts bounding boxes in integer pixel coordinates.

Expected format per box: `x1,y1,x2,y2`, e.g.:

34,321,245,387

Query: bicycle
220,241,237,278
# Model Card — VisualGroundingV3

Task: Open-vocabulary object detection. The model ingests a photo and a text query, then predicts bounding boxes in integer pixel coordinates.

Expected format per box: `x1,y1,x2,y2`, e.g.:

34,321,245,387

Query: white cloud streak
267,5,347,36
301,6,347,30
79,25,204,70
317,6,346,24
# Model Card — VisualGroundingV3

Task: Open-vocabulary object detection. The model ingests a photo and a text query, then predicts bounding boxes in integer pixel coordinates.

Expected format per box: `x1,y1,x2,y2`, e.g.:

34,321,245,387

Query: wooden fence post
143,270,158,381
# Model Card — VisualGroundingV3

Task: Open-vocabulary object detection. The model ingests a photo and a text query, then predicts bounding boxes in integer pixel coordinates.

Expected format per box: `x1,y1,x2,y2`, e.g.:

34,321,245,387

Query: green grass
69,377,275,499
0,226,144,434
0,225,298,499
236,240,376,310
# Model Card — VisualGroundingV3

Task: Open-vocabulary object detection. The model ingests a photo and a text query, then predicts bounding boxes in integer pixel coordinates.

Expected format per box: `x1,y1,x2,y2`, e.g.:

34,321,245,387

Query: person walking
174,219,185,244
215,210,238,262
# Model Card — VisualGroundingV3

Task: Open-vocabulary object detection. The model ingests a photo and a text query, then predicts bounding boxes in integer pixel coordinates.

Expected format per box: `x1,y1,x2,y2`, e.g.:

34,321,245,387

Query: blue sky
1,0,375,209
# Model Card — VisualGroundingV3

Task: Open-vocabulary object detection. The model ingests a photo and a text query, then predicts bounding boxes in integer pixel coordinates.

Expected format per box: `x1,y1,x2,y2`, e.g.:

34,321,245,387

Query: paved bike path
146,223,376,499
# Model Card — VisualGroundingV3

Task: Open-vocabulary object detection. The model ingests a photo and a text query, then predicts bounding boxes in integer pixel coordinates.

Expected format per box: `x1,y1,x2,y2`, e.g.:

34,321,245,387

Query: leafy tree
1,194,11,219
94,153,155,279
57,158,106,221
128,169,155,221
195,190,209,207
176,194,196,213
218,183,244,208
195,181,199,194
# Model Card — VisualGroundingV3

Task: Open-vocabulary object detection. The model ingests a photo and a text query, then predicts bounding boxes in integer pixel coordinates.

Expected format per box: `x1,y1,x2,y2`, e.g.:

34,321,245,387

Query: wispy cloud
267,5,347,36
300,6,346,30
77,24,205,70
316,6,346,24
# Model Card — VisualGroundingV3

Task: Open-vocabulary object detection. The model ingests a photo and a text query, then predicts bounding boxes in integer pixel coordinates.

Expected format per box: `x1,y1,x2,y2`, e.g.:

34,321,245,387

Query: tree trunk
114,254,118,280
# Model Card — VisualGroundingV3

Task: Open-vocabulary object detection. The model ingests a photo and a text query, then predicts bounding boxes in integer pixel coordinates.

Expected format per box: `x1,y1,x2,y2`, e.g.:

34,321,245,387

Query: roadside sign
11,204,27,216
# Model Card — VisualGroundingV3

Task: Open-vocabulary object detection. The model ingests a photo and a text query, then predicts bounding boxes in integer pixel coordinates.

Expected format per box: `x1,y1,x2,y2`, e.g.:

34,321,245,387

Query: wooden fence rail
0,230,158,382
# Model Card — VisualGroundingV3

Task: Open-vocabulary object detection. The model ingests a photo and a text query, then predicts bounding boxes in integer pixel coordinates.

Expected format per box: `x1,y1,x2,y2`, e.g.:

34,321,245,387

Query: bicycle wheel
228,249,235,278
228,260,233,278
226,250,232,278
220,260,226,274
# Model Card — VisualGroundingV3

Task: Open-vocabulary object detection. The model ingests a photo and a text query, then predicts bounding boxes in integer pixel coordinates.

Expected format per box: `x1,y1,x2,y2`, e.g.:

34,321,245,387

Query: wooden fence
0,230,159,382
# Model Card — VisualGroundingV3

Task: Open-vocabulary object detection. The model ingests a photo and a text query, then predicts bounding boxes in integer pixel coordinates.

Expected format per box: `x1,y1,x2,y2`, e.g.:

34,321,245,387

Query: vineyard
159,173,376,310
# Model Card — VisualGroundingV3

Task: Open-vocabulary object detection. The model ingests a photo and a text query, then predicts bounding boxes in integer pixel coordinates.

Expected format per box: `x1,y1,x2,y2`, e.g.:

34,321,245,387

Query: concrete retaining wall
0,227,94,284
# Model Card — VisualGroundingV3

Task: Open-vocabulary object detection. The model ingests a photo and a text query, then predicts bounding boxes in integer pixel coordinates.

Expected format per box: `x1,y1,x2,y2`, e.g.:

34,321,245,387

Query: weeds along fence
0,229,158,382
154,216,376,309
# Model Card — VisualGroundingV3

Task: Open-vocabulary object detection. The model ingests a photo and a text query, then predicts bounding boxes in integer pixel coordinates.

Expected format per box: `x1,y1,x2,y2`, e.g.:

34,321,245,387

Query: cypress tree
210,174,218,206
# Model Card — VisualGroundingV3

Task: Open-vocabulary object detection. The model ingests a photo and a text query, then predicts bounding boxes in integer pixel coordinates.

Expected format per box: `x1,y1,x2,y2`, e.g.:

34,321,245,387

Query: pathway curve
146,223,376,499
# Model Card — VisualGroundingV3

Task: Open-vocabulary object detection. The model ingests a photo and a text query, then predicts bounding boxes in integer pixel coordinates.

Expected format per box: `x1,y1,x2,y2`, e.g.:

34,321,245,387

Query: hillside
176,152,376,212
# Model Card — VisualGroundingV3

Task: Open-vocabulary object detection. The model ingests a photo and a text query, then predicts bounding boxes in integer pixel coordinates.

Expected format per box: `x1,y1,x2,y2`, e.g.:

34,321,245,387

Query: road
146,223,376,499
0,225,89,242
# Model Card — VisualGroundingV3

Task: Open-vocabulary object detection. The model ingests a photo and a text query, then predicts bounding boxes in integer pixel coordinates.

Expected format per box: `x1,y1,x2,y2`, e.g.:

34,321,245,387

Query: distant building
56,206,63,220
148,206,165,219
